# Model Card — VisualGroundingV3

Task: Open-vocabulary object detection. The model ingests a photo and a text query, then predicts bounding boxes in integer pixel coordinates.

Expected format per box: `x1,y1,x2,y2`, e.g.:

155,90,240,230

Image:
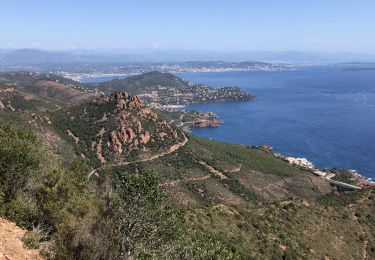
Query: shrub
1,195,38,229
0,121,41,200
22,226,47,249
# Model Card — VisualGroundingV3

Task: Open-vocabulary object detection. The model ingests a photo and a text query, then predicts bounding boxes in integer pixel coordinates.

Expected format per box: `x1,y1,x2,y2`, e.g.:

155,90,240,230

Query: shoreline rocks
190,119,223,128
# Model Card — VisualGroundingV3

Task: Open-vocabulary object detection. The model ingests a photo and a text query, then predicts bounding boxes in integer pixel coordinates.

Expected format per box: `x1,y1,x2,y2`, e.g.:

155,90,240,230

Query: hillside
0,72,98,111
52,92,186,167
186,189,375,259
1,114,374,260
110,136,332,206
0,72,101,160
92,71,255,107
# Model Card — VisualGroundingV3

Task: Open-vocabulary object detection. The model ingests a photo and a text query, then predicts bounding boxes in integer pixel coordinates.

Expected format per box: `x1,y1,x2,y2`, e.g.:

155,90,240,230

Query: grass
110,135,332,208
192,136,300,177
185,189,375,259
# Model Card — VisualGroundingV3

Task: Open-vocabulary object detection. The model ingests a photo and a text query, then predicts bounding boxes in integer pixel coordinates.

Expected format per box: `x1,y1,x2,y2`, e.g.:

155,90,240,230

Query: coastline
181,109,374,189
169,103,375,188
74,69,375,184
62,67,293,83
270,149,375,189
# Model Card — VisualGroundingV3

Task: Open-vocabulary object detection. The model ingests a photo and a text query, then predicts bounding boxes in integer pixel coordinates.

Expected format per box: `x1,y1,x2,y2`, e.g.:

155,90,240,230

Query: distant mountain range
123,49,375,63
0,49,144,65
1,49,375,67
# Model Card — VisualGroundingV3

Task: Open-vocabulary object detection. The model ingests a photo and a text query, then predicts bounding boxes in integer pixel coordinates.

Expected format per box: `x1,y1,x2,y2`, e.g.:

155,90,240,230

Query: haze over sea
176,65,375,179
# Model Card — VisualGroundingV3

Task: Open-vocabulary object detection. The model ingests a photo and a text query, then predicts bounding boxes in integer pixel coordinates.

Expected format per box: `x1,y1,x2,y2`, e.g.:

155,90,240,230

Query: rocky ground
0,218,42,260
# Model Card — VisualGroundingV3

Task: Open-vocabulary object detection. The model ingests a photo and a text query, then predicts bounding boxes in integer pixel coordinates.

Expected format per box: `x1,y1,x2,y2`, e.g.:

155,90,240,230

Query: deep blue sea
176,65,375,179
82,65,375,179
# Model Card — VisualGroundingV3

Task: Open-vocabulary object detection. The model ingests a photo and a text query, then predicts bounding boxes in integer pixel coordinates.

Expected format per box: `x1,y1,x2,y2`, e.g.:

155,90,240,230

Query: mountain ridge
1,49,375,64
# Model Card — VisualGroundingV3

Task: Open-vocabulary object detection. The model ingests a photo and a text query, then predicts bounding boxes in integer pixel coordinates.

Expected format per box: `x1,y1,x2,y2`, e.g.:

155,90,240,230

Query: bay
177,65,375,179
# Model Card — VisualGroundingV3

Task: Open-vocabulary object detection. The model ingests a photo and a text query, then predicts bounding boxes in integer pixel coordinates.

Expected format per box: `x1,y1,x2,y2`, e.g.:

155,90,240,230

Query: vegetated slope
1,115,374,260
99,135,375,259
52,92,185,167
112,136,332,206
0,72,99,160
92,71,254,106
0,71,98,111
0,118,240,259
97,71,188,93
186,189,375,259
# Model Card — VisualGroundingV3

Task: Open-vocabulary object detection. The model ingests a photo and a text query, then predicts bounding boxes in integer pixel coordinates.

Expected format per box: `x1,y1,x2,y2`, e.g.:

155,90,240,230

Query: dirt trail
161,175,210,187
95,127,107,164
226,164,242,173
0,218,42,260
110,132,188,167
161,161,240,187
199,161,228,180
89,133,188,177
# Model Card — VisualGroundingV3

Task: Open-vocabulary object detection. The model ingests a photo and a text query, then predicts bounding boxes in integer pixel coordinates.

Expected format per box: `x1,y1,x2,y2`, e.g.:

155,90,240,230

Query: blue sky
1,0,375,53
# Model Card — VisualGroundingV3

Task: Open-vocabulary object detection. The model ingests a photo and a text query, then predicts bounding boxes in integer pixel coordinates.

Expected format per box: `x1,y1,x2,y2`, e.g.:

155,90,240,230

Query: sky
1,0,375,53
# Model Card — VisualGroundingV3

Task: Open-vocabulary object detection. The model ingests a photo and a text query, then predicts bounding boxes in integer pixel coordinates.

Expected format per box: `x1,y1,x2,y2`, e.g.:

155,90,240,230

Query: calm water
176,66,375,179
81,76,128,84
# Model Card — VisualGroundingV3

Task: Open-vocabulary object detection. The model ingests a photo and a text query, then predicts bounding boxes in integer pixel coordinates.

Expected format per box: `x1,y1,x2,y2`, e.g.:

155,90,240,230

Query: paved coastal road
327,179,361,190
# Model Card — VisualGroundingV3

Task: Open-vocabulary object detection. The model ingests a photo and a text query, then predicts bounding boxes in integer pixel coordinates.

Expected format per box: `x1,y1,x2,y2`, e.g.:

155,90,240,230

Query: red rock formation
139,131,151,144
110,131,123,154
0,100,5,111
97,139,106,164
96,92,143,112
173,130,178,139
96,128,106,164
190,119,223,128
67,130,79,144
116,99,127,111
137,107,158,121
124,128,136,143
86,92,182,163
120,111,130,120
7,101,16,111
159,132,168,140
127,95,142,109
97,113,108,123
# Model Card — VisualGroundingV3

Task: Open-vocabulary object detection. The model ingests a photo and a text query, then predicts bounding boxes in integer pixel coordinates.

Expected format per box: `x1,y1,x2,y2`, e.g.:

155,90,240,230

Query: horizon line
1,47,375,56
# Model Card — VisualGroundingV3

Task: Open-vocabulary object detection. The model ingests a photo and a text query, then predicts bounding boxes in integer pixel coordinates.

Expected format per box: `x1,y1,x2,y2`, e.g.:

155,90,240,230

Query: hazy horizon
2,48,375,56
2,0,375,54
2,48,375,64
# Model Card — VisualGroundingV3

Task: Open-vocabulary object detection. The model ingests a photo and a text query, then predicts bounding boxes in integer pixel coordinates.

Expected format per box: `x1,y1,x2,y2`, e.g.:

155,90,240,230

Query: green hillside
0,71,97,106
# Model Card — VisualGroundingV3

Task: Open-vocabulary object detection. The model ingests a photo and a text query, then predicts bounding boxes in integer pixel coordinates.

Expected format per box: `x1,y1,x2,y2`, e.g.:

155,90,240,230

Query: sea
82,65,375,179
